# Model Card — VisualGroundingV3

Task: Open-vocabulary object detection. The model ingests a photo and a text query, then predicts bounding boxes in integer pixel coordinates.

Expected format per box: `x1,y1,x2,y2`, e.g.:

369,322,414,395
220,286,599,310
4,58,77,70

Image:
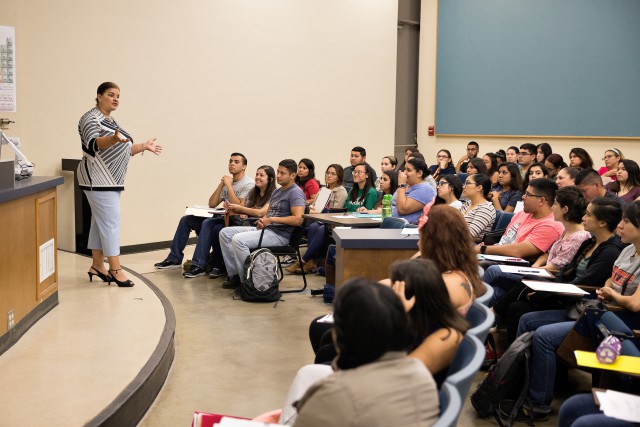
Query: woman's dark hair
560,167,580,181
495,149,506,162
96,82,119,104
435,174,463,205
376,169,399,208
507,146,520,155
590,197,623,232
406,157,430,180
333,278,411,370
498,162,523,192
295,158,316,186
484,153,499,175
570,148,594,170
536,143,553,162
326,164,345,186
467,158,488,175
555,186,586,224
622,200,640,229
399,146,419,171
609,159,640,193
390,259,469,347
470,174,493,200
437,149,455,169
545,153,567,171
349,163,375,202
420,205,486,297
244,166,276,208
523,162,550,189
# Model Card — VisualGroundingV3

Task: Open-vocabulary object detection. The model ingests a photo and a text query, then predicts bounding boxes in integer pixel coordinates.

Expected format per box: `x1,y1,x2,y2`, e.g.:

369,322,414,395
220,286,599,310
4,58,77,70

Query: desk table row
302,213,419,290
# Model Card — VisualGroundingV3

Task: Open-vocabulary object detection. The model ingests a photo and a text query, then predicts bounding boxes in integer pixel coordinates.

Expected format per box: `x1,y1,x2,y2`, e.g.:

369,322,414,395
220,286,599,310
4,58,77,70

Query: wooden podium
0,176,63,356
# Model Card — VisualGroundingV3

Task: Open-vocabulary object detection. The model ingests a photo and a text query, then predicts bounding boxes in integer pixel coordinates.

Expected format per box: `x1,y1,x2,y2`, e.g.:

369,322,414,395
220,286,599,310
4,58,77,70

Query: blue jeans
558,394,636,427
167,215,205,263
219,226,290,277
482,265,522,307
302,222,326,262
517,309,571,408
192,217,226,270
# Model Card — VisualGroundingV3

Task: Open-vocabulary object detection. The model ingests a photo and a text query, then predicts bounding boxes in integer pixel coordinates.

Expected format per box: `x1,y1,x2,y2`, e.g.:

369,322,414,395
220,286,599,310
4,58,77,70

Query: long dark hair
376,169,399,207
333,278,411,370
435,174,463,205
522,162,550,190
471,173,493,200
609,159,640,193
295,158,316,186
399,146,419,171
244,165,276,208
419,205,486,297
555,186,587,224
391,259,469,347
467,158,488,175
326,164,345,187
570,148,594,169
498,162,523,192
349,163,375,202
536,143,552,162
484,153,499,175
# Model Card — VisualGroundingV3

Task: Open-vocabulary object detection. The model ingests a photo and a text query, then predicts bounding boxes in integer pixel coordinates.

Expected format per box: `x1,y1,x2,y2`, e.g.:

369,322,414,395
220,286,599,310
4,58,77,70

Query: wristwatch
398,183,407,189
480,245,487,254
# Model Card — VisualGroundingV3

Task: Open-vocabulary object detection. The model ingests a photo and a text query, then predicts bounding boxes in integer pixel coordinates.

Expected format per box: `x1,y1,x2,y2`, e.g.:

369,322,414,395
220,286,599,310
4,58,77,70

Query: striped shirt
77,107,133,191
460,200,496,240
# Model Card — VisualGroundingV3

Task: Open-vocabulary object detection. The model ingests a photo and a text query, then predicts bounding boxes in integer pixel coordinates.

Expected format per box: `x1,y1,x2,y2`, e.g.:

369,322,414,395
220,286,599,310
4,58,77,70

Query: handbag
557,307,605,366
565,298,603,321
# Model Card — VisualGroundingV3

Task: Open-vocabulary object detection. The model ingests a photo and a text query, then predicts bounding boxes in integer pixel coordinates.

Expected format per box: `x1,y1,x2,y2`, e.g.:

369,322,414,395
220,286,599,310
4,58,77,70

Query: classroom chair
466,302,495,343
433,382,463,427
444,334,485,401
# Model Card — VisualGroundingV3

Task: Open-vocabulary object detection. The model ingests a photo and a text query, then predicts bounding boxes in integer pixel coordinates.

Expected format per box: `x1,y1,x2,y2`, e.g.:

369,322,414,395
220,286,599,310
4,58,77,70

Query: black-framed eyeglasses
523,191,544,199
438,181,449,187
463,181,478,187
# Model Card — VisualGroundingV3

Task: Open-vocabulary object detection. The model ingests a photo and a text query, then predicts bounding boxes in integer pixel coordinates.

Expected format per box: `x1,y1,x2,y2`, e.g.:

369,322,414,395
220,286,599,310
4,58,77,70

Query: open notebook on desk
185,205,225,218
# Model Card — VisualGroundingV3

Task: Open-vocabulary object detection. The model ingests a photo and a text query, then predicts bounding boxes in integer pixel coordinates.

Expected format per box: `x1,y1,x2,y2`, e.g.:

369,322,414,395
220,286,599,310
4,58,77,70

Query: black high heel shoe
88,266,111,283
108,269,135,287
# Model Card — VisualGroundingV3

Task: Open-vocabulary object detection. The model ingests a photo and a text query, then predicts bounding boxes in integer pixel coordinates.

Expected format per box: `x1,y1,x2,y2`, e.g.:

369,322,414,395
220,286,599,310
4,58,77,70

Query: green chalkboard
435,0,640,137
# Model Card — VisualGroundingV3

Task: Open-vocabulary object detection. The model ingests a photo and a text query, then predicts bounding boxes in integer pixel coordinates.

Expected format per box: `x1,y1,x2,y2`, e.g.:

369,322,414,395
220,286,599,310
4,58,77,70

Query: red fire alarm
428,125,435,136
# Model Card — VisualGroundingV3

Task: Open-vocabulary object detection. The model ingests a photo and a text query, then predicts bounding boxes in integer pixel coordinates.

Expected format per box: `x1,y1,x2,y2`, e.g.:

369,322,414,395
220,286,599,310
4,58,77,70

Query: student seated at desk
356,169,398,215
345,163,378,212
506,202,640,422
489,162,523,213
459,174,496,241
392,158,436,224
435,174,463,210
475,178,565,262
295,158,320,206
286,164,347,274
154,152,254,272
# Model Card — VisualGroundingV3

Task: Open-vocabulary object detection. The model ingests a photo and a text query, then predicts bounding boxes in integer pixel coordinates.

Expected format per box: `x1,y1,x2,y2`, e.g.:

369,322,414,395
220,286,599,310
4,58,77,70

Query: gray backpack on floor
239,248,282,302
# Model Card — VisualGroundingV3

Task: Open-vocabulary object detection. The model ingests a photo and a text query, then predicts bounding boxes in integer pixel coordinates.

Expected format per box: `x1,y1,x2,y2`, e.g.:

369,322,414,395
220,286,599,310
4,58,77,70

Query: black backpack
238,248,282,302
471,331,534,427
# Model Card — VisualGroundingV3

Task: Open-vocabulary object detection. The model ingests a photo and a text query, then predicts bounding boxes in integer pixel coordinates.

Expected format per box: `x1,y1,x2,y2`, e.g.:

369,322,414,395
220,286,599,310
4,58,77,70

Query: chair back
475,283,494,306
381,217,407,229
433,382,463,427
287,226,305,248
495,211,514,230
457,173,468,183
445,334,485,400
465,302,495,342
492,210,504,231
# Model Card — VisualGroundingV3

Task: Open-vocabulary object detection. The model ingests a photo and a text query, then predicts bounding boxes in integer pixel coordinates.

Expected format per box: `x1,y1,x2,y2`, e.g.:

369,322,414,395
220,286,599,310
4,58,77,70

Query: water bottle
382,194,392,219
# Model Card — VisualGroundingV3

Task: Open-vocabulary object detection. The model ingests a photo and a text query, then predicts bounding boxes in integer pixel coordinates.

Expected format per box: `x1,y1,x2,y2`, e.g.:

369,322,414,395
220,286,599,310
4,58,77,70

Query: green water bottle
382,194,392,219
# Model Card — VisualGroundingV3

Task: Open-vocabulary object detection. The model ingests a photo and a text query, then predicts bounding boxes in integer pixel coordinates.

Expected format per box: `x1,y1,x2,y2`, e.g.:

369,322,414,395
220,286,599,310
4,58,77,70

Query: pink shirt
498,211,565,252
598,166,617,181
548,230,592,269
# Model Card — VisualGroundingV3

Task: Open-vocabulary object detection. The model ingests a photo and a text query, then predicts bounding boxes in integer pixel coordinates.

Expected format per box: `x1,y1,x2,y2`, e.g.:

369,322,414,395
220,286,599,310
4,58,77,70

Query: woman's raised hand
144,138,162,155
392,280,415,313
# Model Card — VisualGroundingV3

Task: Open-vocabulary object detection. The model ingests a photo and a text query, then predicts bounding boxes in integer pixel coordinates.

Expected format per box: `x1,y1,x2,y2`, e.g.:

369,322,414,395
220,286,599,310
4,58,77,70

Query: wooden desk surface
303,212,382,228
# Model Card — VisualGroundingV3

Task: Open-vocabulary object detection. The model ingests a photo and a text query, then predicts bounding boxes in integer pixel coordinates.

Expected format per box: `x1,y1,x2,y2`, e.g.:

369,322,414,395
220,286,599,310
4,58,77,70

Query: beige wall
0,0,398,250
417,0,640,166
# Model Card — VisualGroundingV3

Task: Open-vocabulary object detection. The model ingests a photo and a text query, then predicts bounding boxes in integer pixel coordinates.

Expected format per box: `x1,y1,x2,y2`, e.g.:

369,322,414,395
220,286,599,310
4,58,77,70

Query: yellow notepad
574,351,640,375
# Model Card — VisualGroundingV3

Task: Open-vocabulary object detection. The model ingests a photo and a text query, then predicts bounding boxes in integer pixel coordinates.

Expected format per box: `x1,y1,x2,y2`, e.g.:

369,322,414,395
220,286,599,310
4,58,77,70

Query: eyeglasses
437,155,449,159
438,181,449,187
353,170,366,176
463,181,478,187
520,152,533,156
602,155,616,160
325,172,337,176
523,191,544,199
